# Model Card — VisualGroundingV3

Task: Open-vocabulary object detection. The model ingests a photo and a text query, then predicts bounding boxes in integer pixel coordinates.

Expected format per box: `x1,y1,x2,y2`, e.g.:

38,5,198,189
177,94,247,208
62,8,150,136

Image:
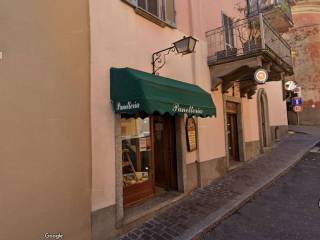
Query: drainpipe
188,0,202,188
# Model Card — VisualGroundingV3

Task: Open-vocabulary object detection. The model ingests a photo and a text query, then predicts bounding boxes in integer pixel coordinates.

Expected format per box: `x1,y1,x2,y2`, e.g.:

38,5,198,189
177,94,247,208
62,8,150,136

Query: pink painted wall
89,0,284,212
242,97,260,142
259,82,288,126
176,0,247,41
90,0,232,210
198,89,226,162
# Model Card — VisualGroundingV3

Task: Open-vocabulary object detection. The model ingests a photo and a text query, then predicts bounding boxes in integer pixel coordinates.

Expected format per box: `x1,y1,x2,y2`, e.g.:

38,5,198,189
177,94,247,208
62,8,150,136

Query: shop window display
121,117,152,187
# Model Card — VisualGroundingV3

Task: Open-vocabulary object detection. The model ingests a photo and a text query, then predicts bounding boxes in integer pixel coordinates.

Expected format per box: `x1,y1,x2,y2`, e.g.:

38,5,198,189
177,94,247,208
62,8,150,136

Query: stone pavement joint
118,126,320,240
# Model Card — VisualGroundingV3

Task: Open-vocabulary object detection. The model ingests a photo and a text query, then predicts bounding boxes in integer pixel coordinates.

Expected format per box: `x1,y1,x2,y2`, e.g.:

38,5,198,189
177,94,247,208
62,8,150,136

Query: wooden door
153,115,177,190
227,113,240,162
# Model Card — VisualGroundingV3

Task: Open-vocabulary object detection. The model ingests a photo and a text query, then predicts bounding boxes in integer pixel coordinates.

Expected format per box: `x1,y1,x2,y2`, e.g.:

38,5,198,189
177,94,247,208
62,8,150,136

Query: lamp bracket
152,46,176,75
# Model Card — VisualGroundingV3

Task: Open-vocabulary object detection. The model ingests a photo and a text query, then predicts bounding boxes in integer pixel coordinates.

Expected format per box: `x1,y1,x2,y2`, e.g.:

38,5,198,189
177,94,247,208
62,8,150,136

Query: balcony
247,0,294,32
206,14,293,97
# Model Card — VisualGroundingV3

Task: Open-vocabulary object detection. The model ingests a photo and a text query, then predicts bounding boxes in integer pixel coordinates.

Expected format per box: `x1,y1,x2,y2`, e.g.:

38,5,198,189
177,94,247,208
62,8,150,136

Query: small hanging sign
254,68,268,84
186,117,197,152
285,80,297,91
226,101,238,114
293,105,303,113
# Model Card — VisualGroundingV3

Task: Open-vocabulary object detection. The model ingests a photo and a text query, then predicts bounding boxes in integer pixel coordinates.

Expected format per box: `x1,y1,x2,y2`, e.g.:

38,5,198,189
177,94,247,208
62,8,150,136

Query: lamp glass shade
188,37,197,52
173,36,197,54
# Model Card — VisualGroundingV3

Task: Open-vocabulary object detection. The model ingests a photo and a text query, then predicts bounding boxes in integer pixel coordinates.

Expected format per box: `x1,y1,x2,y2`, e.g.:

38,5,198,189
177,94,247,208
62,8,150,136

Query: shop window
121,117,152,187
122,0,176,27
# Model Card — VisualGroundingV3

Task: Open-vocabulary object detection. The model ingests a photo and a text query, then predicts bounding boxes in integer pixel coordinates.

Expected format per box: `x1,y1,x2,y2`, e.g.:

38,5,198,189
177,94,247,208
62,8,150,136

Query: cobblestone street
119,128,320,240
203,142,320,240
2,1,318,239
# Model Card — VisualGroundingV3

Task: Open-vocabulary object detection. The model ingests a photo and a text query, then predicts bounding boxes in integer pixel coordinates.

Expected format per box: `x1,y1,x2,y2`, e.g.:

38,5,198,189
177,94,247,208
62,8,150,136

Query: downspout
188,0,203,188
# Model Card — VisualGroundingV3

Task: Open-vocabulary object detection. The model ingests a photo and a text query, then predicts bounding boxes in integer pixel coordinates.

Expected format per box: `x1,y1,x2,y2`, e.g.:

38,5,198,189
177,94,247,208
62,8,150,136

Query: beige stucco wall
90,0,286,213
242,82,288,144
242,96,260,142
198,90,226,162
177,0,247,41
0,1,91,239
260,82,288,126
90,0,195,210
90,0,239,210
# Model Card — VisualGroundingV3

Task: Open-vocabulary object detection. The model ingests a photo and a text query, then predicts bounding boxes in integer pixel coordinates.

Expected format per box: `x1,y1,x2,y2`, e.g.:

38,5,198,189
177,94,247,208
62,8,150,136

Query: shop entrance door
153,115,178,192
227,113,240,163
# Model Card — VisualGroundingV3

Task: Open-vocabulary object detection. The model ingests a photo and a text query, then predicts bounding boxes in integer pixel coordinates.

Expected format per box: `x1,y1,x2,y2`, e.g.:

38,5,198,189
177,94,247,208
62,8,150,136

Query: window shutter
164,0,176,26
138,0,146,9
222,14,230,47
148,0,159,17
228,17,234,47
222,14,234,48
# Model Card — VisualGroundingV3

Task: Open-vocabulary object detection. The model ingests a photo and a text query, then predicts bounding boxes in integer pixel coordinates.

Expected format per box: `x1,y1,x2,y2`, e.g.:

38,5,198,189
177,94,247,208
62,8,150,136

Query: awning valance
110,67,216,118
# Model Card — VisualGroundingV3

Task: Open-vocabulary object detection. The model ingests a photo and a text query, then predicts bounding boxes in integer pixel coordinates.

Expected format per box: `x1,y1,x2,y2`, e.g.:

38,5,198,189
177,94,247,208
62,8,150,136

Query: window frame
138,0,160,18
121,0,176,28
221,12,235,49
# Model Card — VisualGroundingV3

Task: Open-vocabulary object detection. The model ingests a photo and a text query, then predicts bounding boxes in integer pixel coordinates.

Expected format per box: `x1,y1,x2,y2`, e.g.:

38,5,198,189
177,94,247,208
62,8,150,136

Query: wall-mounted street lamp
152,36,197,75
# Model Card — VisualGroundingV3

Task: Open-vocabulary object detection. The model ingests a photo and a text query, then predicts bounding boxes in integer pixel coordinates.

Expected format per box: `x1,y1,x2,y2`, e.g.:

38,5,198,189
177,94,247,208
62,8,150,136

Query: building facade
90,1,294,239
286,0,320,125
0,0,295,239
1,1,92,240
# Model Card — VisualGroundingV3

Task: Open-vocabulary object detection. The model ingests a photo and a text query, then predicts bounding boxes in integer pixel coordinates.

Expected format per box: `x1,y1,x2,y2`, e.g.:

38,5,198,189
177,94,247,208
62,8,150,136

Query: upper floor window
138,0,159,16
123,0,176,27
222,13,234,49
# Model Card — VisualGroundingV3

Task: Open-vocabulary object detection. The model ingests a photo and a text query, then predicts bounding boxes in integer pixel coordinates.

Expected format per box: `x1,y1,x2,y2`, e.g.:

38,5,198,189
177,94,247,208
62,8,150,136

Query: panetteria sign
115,101,205,115
110,67,216,117
116,101,140,111
172,104,204,115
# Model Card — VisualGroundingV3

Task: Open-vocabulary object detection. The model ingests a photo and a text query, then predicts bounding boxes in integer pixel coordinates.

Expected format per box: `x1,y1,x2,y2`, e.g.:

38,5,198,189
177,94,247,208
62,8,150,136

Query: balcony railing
247,0,293,23
206,14,292,69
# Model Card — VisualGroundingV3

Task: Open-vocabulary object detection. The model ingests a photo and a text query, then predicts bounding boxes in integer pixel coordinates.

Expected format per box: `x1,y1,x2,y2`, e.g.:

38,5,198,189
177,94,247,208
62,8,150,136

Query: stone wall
285,1,320,125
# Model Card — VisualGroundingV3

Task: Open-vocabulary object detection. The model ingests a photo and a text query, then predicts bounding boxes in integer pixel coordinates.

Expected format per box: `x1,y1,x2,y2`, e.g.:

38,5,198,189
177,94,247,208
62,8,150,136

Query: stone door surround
257,88,272,152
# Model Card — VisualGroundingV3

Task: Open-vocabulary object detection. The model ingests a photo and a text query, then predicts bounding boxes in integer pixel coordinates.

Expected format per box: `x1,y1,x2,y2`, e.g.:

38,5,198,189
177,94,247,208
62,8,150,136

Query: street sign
293,86,301,94
293,105,303,112
254,68,268,84
285,80,297,91
292,97,303,106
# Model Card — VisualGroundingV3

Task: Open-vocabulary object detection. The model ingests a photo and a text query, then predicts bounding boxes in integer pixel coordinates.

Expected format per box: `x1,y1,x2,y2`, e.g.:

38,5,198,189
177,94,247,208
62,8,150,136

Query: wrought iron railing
206,14,292,67
247,0,293,23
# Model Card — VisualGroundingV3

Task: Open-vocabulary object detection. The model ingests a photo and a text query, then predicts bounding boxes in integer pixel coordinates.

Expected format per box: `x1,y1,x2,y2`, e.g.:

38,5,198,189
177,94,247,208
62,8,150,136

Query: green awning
110,67,216,118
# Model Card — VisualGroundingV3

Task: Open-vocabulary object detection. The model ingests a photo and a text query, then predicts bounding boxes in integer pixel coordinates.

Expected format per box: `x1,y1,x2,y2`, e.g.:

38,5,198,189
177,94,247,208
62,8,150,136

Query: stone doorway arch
257,88,271,152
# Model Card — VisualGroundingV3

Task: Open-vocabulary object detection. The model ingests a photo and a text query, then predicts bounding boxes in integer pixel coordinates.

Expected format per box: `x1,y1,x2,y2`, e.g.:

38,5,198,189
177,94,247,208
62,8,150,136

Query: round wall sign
254,69,268,84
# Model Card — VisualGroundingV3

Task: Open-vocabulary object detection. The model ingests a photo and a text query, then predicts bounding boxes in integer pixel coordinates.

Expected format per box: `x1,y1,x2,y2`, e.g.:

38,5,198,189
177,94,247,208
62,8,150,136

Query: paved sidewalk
119,126,320,240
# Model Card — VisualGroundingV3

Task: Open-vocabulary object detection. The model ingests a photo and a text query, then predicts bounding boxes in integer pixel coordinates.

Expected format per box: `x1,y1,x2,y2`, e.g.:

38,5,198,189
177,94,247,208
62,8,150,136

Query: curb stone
187,137,320,240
